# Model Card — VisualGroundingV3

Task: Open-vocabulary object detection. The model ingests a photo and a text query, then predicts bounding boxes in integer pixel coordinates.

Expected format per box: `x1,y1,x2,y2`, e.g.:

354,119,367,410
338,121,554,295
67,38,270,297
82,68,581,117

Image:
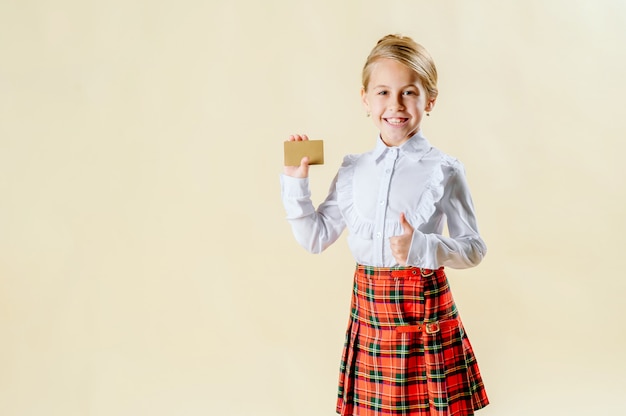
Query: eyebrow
372,84,419,89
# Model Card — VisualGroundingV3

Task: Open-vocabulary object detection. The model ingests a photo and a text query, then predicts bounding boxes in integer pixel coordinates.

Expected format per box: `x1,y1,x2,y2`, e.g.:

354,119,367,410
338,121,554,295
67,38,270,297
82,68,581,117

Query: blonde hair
362,34,438,99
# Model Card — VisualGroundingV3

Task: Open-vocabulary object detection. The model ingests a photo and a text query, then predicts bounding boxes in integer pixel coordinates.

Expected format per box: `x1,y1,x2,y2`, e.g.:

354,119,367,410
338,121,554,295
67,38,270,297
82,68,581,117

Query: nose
388,94,405,111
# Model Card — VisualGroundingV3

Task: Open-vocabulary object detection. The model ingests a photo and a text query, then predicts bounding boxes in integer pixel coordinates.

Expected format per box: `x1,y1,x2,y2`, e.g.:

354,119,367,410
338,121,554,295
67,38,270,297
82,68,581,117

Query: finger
391,249,406,266
287,134,310,142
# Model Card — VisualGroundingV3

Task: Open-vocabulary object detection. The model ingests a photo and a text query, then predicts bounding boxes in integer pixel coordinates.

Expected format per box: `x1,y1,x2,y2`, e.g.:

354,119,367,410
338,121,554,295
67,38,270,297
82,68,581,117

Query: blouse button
385,169,391,174
376,232,381,239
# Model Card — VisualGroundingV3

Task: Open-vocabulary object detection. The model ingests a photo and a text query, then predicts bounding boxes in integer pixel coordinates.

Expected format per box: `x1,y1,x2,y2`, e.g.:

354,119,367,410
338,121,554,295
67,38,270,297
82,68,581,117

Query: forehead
368,58,422,87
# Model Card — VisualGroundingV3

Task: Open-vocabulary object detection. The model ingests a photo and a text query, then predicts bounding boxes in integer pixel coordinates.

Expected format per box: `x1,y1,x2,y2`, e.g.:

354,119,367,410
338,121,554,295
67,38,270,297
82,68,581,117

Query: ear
361,87,370,112
425,95,437,112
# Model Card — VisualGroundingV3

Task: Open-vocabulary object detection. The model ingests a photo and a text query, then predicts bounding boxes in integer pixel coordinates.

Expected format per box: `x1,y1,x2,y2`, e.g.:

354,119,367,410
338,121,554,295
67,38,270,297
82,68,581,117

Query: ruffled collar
372,131,432,164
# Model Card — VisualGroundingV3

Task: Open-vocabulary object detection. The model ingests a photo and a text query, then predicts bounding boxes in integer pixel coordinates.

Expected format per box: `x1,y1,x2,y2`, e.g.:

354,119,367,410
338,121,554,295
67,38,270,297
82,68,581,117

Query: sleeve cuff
280,174,310,198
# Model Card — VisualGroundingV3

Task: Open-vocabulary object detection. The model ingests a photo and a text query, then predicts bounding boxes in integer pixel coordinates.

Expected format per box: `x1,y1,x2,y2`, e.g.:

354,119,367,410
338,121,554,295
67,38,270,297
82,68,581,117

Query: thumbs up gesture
390,213,414,266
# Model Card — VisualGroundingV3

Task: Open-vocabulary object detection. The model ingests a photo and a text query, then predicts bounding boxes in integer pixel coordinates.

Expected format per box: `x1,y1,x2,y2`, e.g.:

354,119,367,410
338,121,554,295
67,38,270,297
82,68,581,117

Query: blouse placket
374,147,399,265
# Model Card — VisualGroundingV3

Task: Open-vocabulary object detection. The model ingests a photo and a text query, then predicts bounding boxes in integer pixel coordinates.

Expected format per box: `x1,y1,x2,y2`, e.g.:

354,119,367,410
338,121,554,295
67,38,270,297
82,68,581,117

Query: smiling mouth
384,118,408,126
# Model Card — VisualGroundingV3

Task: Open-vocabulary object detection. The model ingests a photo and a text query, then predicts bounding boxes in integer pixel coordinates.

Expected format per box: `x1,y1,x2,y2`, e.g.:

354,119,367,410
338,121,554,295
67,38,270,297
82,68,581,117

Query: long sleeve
280,174,346,254
406,162,487,269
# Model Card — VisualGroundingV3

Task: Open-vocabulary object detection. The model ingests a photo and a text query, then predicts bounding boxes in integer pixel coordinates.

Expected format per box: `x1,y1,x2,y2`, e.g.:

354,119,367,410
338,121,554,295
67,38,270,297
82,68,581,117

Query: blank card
283,140,324,166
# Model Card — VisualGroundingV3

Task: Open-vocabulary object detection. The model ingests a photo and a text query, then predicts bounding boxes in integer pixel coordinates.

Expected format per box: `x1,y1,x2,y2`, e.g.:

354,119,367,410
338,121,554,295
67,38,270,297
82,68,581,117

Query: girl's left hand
390,213,414,266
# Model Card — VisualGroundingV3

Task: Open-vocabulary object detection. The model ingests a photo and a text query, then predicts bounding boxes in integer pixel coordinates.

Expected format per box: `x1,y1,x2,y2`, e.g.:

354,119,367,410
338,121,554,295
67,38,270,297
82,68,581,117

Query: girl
280,34,489,416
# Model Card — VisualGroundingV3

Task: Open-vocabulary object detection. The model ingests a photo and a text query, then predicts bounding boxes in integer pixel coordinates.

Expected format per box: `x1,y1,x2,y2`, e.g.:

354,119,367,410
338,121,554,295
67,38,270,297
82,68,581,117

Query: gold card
283,140,324,166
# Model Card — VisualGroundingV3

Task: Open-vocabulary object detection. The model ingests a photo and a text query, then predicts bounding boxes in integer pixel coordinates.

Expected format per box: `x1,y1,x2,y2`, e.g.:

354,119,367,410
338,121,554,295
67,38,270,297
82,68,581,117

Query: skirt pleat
336,265,489,416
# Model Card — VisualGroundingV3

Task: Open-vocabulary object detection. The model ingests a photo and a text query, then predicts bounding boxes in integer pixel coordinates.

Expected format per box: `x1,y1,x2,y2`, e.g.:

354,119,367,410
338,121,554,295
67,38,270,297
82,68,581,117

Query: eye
377,90,388,95
403,90,416,96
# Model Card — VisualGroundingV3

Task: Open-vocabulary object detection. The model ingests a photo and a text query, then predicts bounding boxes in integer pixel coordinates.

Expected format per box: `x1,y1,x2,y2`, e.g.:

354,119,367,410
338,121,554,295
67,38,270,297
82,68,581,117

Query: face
362,58,436,147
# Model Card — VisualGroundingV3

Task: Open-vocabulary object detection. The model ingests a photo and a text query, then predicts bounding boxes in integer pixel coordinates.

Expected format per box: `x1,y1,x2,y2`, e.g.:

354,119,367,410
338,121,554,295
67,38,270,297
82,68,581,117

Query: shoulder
339,149,375,169
340,153,360,167
428,146,465,175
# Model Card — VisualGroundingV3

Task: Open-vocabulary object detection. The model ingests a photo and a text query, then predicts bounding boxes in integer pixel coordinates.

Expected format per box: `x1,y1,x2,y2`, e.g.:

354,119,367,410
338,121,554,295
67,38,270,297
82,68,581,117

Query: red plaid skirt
336,265,489,416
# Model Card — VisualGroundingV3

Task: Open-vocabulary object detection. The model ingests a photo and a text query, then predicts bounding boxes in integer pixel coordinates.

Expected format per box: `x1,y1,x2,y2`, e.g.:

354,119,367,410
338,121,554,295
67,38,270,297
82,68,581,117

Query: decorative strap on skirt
395,318,459,334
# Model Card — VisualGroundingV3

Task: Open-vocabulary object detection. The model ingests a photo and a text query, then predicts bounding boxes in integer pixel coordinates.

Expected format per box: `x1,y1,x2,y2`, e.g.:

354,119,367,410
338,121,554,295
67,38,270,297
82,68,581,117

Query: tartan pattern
336,265,489,415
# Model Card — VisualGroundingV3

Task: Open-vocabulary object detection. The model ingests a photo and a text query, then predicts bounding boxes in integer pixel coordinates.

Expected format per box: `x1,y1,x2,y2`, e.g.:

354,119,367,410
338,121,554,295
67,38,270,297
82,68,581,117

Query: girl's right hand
283,134,310,178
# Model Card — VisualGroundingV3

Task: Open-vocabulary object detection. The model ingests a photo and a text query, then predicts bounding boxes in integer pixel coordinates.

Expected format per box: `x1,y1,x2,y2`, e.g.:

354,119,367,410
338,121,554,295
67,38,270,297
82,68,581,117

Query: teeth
387,118,406,125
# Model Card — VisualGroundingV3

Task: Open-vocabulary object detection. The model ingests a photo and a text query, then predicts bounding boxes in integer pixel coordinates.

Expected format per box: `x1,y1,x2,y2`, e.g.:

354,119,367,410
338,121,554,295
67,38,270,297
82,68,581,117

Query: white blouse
280,131,487,269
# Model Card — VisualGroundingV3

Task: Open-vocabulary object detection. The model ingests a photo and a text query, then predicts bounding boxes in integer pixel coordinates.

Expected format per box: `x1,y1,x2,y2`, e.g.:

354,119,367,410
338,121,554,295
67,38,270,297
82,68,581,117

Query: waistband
356,264,445,279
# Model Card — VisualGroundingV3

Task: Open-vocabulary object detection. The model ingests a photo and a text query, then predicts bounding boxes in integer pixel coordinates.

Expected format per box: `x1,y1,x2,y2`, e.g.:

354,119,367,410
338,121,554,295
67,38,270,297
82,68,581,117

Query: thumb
300,156,310,176
399,213,414,234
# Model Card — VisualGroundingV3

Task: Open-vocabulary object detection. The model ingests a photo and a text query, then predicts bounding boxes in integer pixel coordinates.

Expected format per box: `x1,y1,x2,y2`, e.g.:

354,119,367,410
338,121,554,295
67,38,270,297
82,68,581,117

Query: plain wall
1,0,625,415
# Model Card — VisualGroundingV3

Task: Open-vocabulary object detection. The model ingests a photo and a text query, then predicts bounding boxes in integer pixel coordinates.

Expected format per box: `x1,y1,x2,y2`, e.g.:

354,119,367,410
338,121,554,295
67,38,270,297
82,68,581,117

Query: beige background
1,1,625,415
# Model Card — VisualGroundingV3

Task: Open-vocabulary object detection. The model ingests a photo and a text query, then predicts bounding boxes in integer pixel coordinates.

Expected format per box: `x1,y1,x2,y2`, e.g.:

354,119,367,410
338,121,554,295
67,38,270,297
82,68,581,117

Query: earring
426,112,430,117
366,112,370,117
